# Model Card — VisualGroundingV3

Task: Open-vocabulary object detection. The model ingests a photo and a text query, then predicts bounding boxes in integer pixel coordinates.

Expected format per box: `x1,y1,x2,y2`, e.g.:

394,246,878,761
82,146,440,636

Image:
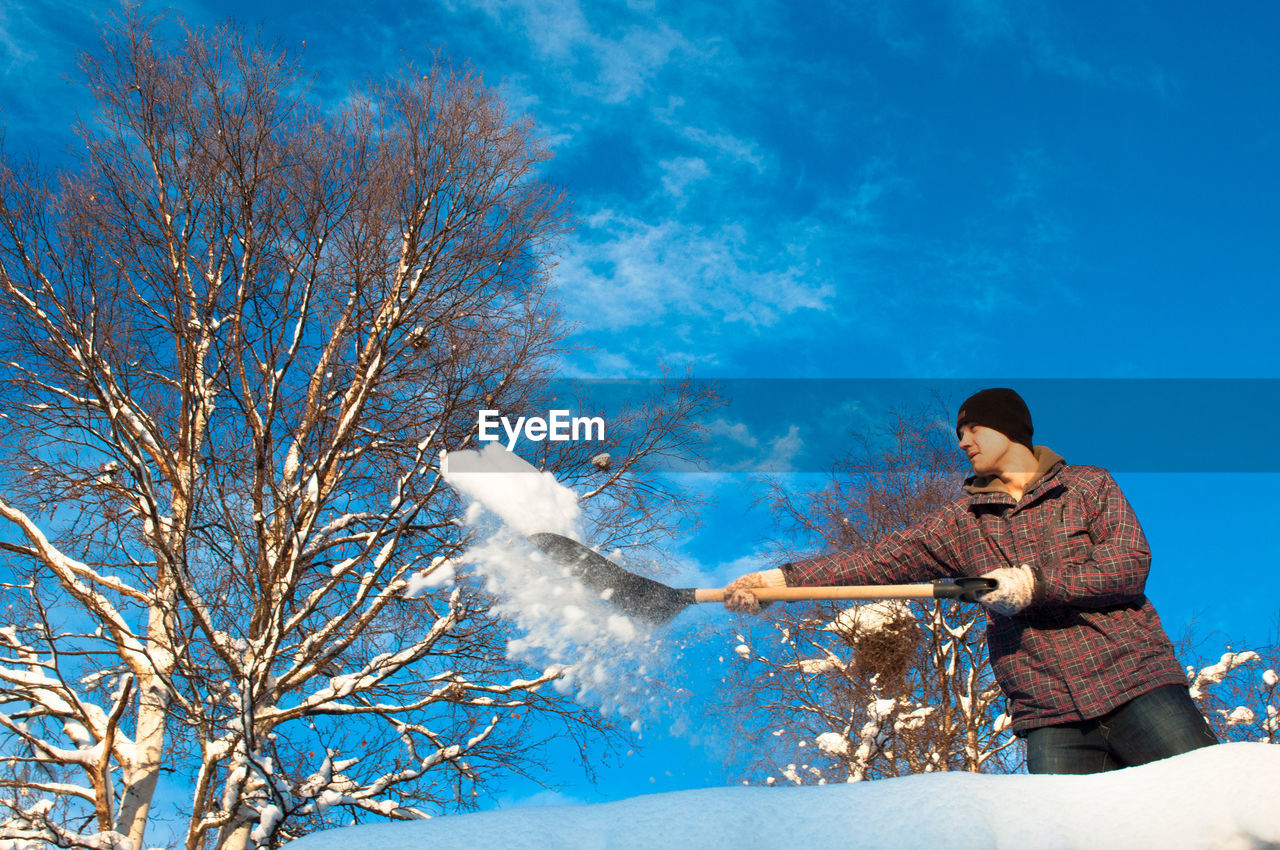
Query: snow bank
288,743,1279,849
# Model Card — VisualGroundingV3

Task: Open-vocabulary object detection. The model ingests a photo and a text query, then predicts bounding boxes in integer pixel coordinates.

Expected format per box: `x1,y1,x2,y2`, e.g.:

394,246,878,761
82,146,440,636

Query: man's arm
1034,470,1151,610
725,506,963,612
784,507,962,587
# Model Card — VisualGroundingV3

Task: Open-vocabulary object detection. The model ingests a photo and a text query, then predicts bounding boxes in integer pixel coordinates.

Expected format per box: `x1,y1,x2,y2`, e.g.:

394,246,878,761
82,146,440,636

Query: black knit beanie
955,388,1034,450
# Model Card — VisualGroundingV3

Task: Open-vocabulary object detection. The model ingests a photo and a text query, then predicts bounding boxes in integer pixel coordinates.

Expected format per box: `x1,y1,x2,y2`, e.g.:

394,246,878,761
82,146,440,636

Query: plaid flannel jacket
780,448,1188,733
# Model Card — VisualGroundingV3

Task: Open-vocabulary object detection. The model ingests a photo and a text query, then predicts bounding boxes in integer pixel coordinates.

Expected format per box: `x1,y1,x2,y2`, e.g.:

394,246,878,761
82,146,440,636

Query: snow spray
438,444,679,731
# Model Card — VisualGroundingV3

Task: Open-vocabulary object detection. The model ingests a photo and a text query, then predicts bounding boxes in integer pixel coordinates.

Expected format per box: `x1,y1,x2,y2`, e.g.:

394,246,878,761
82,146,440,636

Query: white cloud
685,419,806,474
0,5,37,69
949,0,1169,91
675,125,768,174
0,0,105,138
843,0,1166,93
458,0,692,104
651,95,770,174
760,424,804,473
556,209,834,336
593,23,687,104
658,156,710,200
662,543,772,588
952,0,1019,45
705,418,760,448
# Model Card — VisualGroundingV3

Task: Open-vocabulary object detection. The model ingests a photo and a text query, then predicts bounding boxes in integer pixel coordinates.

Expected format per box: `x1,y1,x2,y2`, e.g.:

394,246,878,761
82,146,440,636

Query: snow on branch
1188,651,1259,700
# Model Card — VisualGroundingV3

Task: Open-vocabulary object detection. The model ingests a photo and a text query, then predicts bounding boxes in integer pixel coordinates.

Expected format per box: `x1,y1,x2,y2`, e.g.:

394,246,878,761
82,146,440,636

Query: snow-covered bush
1184,641,1280,745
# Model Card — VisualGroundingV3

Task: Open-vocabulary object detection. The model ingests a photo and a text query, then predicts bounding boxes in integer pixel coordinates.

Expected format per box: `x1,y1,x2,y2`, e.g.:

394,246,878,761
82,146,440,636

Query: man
725,388,1217,774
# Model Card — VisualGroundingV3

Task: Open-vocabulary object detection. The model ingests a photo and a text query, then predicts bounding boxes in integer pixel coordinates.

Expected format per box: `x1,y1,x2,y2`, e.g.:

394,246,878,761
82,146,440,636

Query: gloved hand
723,568,788,614
978,564,1038,616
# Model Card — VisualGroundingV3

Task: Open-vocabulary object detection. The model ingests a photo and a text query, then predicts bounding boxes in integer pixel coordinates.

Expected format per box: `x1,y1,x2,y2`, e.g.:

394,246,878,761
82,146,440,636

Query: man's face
957,423,1013,476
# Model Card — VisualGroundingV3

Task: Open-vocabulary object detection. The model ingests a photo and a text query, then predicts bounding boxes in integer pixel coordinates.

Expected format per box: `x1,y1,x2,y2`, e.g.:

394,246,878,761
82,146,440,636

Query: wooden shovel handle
696,584,938,603
696,577,996,604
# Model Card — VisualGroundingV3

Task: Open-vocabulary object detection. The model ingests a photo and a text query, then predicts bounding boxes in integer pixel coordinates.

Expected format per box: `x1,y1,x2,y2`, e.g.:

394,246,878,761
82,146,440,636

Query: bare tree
0,13,711,849
724,411,1021,784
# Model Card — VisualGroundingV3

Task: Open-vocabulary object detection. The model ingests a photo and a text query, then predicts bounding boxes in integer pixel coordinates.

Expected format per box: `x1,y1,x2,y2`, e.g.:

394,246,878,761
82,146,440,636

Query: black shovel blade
528,532,693,625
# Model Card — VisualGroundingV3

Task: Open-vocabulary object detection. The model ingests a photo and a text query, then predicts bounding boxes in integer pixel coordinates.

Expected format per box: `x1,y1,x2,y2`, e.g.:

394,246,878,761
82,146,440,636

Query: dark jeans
1025,684,1218,775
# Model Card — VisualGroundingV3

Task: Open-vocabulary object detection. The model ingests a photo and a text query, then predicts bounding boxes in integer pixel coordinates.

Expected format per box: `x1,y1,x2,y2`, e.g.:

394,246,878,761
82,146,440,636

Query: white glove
978,564,1037,616
723,568,788,614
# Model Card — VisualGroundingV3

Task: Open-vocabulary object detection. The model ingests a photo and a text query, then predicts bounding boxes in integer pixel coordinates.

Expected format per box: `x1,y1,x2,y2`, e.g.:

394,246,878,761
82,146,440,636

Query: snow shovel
529,532,997,626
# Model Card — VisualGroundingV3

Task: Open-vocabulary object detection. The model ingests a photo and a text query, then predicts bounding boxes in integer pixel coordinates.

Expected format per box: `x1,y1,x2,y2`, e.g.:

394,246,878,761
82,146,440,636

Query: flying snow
439,444,677,729
441,444,581,537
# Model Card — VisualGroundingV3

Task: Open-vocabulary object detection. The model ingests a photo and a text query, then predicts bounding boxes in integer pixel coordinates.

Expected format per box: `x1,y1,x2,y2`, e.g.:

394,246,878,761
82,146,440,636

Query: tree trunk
219,823,253,850
115,601,174,848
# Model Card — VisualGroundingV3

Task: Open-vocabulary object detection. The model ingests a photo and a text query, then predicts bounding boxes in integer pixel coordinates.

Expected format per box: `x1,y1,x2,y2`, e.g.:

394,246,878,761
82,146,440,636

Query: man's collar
962,446,1065,498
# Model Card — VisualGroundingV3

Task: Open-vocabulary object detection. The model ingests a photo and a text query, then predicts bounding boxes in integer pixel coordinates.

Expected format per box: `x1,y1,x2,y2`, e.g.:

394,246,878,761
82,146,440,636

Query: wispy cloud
657,155,710,202
843,0,1169,93
951,0,1169,91
0,0,105,145
0,4,39,70
554,209,834,364
706,418,760,449
706,418,803,473
6,0,1164,386
651,100,771,175
456,0,693,104
760,424,804,473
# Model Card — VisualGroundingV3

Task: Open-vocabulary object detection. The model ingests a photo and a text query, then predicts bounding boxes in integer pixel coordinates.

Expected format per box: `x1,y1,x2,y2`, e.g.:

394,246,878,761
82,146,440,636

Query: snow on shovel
529,532,997,626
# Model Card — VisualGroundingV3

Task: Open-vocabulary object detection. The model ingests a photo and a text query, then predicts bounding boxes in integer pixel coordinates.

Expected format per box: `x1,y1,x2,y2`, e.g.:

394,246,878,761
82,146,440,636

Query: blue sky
4,0,1279,820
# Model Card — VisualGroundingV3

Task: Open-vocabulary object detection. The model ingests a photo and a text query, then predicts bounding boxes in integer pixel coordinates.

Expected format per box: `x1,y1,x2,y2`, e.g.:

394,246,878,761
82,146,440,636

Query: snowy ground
288,742,1279,849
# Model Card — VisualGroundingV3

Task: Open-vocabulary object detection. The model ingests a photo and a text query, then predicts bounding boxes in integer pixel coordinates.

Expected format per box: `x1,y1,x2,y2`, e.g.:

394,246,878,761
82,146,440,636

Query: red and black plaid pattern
780,457,1188,733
